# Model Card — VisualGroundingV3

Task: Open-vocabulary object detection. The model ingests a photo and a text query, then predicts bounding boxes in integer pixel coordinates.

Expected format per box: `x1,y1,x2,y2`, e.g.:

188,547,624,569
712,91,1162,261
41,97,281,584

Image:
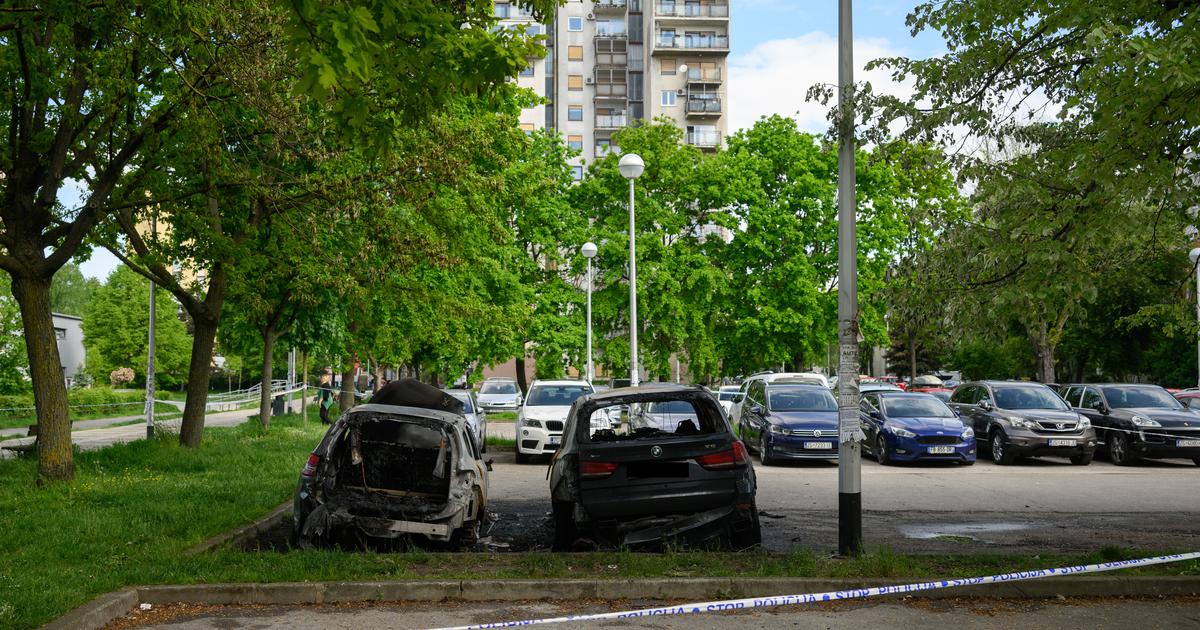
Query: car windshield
993,385,1069,410
768,388,837,411
446,392,474,413
526,385,591,406
589,398,718,441
480,381,518,395
881,396,955,418
1101,386,1181,409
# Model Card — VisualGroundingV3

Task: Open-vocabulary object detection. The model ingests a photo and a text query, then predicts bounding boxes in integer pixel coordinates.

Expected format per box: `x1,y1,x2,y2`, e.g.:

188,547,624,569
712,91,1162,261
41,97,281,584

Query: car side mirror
1093,401,1108,414
869,410,881,419
979,399,993,411
751,405,765,416
485,459,494,472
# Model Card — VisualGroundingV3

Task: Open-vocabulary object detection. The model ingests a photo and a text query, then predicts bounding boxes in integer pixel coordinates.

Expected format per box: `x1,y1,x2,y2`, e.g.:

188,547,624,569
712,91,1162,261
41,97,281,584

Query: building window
54,327,66,341
568,16,583,31
660,57,676,75
660,90,677,106
568,74,584,91
495,3,511,18
568,45,584,61
568,135,583,151
571,165,584,181
519,64,535,77
568,105,583,121
596,139,612,156
519,123,535,134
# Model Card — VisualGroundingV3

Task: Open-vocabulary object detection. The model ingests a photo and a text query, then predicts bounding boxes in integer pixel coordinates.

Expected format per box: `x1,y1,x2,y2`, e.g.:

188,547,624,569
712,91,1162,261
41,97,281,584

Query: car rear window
583,398,720,442
480,381,518,394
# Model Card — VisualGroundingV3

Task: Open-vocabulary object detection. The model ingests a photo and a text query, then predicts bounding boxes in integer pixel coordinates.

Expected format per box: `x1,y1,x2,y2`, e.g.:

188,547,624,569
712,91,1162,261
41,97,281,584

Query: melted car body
293,379,488,548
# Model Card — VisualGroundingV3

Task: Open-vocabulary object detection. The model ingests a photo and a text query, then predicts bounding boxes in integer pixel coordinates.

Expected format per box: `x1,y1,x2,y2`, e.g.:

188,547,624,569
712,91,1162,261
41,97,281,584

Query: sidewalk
0,408,261,456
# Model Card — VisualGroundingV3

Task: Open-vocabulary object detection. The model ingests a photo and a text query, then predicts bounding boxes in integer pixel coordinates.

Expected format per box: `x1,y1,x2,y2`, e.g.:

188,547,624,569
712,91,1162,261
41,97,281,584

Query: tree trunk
1032,320,1056,383
339,362,356,411
11,275,74,481
301,352,309,424
372,360,385,393
258,325,278,428
515,355,529,395
178,315,219,448
909,333,918,382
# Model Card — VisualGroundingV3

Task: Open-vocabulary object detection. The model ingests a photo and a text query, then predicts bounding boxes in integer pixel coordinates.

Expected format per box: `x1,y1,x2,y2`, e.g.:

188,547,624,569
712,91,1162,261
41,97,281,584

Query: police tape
427,551,1200,630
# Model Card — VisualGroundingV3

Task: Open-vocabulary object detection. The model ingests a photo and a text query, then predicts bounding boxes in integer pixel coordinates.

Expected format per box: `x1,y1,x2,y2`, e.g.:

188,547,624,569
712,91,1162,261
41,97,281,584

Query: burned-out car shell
549,383,760,550
293,384,488,547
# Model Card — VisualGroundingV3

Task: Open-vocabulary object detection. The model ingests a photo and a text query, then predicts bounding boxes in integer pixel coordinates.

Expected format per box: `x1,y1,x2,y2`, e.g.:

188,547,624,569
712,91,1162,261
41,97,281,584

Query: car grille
546,420,564,432
1142,427,1200,444
1034,421,1079,433
917,435,960,445
779,428,832,437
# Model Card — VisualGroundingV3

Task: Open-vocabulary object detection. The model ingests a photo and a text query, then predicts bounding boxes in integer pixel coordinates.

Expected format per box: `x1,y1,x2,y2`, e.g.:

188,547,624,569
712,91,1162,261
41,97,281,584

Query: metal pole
836,0,863,556
144,215,157,439
1195,260,1200,389
586,257,594,383
628,178,639,387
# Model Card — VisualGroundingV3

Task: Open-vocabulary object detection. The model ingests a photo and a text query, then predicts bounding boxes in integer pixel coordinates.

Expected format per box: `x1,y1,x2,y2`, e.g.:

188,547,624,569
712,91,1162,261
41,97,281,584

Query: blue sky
732,0,944,60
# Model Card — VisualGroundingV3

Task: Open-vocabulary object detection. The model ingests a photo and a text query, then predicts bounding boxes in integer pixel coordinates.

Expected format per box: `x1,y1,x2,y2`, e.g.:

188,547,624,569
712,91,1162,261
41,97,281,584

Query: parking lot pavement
123,596,1200,629
480,451,1200,554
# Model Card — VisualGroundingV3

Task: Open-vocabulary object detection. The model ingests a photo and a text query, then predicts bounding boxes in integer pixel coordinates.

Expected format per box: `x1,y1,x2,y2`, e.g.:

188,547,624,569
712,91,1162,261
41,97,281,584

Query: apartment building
496,0,730,179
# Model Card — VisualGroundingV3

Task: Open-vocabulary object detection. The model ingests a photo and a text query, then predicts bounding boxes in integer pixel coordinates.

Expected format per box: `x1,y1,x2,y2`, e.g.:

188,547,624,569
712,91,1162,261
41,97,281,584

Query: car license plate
547,436,560,446
1177,439,1200,448
927,446,954,454
1048,439,1076,447
803,441,833,450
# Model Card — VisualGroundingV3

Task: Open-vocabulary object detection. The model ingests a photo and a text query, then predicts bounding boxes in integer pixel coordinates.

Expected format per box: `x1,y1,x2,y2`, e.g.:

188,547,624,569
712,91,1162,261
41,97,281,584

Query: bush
109,367,135,388
0,387,149,422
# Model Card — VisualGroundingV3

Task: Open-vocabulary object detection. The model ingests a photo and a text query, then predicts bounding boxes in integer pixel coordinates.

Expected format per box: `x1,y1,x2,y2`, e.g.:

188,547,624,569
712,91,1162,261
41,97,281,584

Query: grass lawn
0,401,178,432
489,411,517,421
2,413,1197,629
485,435,516,448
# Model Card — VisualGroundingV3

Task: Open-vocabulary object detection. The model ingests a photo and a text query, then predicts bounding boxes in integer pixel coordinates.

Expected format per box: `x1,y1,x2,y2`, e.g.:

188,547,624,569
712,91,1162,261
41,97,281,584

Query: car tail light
580,461,619,479
696,441,750,470
301,454,320,478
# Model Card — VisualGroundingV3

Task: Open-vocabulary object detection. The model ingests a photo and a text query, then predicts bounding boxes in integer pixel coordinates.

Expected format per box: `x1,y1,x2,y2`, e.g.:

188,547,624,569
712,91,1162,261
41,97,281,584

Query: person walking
317,368,336,424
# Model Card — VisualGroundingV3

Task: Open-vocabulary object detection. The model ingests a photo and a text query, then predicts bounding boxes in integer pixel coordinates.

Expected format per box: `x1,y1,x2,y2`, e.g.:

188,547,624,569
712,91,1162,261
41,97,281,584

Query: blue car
739,383,838,464
861,391,975,465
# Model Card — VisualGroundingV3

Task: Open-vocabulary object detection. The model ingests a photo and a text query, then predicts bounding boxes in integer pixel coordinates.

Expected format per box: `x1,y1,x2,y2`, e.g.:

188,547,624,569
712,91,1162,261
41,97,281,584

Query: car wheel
991,431,1016,465
875,434,891,465
759,434,775,466
1109,431,1138,466
1193,457,1200,467
730,502,762,550
551,500,576,551
1070,451,1093,466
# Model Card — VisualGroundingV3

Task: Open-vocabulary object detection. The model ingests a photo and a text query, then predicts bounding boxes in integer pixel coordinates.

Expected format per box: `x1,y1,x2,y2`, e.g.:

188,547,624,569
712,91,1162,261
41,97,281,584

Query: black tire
962,457,976,466
1070,451,1094,466
730,503,762,550
1108,431,1138,466
515,449,530,464
1193,458,1200,467
875,434,892,465
551,500,576,552
759,434,775,466
991,431,1016,465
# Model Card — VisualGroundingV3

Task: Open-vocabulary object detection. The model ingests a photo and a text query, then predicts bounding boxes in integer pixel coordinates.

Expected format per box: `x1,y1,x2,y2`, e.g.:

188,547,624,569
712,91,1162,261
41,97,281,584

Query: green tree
82,267,191,390
49,263,100,318
0,275,28,394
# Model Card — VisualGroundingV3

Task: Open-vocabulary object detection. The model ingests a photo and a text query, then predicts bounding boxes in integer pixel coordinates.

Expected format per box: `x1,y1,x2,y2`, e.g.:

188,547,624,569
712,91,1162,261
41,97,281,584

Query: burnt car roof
368,378,464,414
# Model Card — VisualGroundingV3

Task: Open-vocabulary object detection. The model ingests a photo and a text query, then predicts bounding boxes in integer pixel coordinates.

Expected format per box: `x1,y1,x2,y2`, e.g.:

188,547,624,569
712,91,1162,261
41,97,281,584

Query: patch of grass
3,416,1198,629
489,411,517,421
485,436,516,447
0,402,178,432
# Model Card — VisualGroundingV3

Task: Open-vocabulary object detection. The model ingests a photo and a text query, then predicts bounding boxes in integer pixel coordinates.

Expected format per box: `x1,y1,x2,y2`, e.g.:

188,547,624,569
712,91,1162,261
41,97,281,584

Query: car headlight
961,427,974,439
1077,416,1091,429
889,426,917,438
1130,415,1160,427
1006,416,1037,430
522,417,543,428
769,424,785,434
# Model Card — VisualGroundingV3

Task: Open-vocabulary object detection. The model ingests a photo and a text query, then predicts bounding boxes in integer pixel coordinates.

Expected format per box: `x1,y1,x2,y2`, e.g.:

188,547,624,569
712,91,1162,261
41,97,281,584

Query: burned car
293,379,489,549
548,384,760,551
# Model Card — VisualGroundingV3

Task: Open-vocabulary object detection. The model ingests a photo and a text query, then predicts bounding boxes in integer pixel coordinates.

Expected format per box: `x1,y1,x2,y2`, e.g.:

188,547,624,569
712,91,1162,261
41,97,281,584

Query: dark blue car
861,391,976,465
739,383,838,464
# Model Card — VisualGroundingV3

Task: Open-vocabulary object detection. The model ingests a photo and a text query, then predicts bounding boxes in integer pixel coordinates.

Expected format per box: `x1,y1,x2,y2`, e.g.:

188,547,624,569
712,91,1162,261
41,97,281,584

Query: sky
79,0,947,281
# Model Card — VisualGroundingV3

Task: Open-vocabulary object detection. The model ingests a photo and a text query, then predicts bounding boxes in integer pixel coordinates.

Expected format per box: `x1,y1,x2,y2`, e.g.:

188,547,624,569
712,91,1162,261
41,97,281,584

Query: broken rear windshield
585,399,720,442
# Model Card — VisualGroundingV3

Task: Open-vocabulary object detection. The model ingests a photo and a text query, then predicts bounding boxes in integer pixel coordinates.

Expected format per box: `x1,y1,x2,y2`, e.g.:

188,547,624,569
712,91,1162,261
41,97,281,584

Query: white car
715,385,741,416
516,379,594,463
477,378,522,413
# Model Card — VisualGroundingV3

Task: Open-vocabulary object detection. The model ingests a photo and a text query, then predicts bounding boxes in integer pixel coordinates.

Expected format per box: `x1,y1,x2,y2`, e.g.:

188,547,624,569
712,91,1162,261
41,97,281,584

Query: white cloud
728,31,913,135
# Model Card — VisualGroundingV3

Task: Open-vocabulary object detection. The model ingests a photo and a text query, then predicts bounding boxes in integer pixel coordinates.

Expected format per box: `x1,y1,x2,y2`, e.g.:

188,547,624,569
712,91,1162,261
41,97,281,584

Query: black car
948,381,1097,465
548,383,760,551
739,382,839,463
1060,383,1200,466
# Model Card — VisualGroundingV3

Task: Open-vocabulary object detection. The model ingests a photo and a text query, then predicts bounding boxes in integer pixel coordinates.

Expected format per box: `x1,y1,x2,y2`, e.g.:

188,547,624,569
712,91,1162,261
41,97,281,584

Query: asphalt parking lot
480,443,1200,554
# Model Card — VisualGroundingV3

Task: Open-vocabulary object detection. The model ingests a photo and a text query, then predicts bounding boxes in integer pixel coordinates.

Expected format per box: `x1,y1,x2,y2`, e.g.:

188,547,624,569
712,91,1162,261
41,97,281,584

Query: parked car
739,382,839,463
861,391,975,465
293,379,489,549
729,372,828,429
948,381,1097,465
860,380,904,395
548,383,760,550
476,377,522,413
516,379,595,463
1173,390,1200,410
444,388,488,453
1062,383,1200,466
715,385,740,415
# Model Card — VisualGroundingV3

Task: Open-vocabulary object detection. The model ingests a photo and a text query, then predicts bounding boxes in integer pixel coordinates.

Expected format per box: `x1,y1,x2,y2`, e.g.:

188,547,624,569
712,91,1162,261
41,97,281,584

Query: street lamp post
582,241,598,383
618,153,645,387
1190,248,1200,388
144,215,157,439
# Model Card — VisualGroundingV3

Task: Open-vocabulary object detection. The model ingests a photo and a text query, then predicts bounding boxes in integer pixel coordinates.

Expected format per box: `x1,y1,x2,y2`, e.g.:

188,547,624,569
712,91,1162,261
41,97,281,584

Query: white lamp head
581,241,598,259
618,152,645,180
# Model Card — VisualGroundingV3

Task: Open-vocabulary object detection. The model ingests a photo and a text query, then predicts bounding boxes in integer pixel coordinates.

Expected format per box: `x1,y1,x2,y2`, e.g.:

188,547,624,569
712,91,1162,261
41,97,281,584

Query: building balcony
594,53,629,67
593,0,628,12
654,3,729,19
686,130,721,148
593,83,629,99
595,115,628,129
653,34,729,52
685,98,721,115
686,67,722,84
594,29,628,40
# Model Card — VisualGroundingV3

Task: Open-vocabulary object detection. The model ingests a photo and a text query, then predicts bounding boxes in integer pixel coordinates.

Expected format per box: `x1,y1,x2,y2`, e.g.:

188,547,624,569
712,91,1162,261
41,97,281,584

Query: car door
742,381,767,443
1078,386,1109,443
730,379,752,428
950,385,980,432
859,393,882,444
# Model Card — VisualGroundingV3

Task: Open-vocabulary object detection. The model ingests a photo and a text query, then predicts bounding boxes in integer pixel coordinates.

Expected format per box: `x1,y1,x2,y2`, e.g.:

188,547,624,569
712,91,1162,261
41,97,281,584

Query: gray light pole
836,0,863,556
582,241,598,383
1191,248,1200,388
619,152,645,387
144,215,157,439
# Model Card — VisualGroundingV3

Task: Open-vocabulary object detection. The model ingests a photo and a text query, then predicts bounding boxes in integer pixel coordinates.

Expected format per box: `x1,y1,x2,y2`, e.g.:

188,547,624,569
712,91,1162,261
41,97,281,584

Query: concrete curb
186,503,292,554
43,575,1200,630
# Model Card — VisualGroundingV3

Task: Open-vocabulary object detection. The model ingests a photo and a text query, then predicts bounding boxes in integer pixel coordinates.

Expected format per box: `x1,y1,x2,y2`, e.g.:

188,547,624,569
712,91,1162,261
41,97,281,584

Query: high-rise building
496,0,730,179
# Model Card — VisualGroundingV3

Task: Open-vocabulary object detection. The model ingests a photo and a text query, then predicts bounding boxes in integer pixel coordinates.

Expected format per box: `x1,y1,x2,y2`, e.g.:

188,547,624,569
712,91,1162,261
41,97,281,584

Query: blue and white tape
428,551,1200,629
